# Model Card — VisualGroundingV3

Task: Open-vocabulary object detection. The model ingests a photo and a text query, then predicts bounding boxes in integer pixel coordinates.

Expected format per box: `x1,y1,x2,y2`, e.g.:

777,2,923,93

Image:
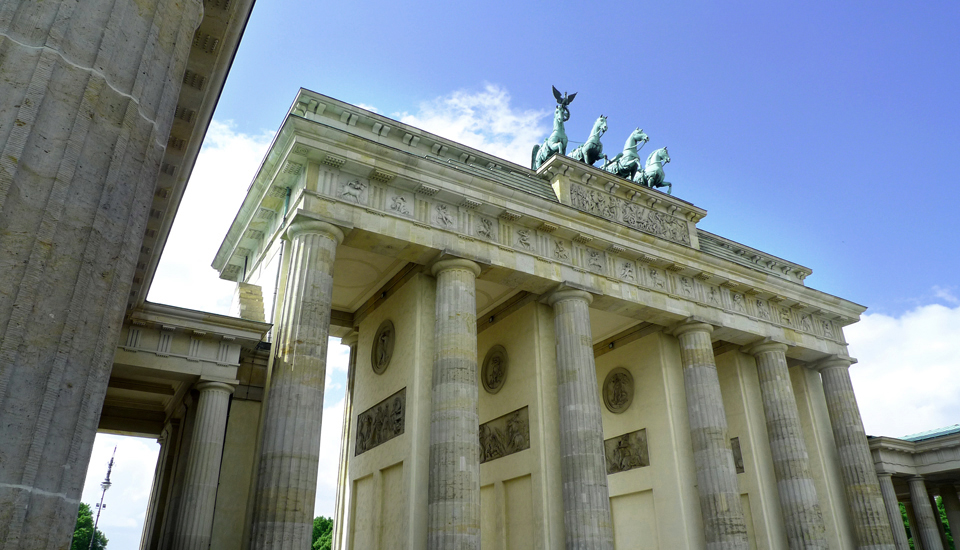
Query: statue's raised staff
633,146,672,195
568,115,607,166
531,86,577,170
601,128,649,180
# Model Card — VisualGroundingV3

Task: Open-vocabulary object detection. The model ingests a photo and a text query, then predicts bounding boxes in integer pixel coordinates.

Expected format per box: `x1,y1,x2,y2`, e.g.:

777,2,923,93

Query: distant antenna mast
88,447,116,550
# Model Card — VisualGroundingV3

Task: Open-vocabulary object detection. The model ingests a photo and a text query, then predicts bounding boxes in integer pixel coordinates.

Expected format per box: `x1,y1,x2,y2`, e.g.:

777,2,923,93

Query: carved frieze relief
479,406,530,464
355,388,405,455
338,179,368,205
571,183,691,246
371,320,395,375
604,428,649,474
602,367,634,414
481,345,507,394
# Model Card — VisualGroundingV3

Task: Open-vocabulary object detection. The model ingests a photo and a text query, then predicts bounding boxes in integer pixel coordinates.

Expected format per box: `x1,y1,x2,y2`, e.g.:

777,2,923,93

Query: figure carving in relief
477,217,493,238
506,411,529,451
780,307,792,325
614,438,639,471
554,240,569,260
376,328,391,369
607,373,631,409
390,195,410,215
487,355,504,390
340,180,366,203
756,299,769,319
822,320,833,338
479,424,505,462
649,269,665,289
392,396,404,435
680,276,694,296
708,286,721,305
435,203,454,227
620,261,635,280
357,415,372,453
800,314,812,331
588,250,604,271
732,293,746,312
517,229,533,249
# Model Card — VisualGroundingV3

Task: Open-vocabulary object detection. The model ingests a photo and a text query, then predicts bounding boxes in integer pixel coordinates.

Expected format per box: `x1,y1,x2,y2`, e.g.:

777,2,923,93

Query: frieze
602,367,634,414
371,320,395,375
355,388,405,456
479,406,530,463
570,183,691,246
604,428,649,474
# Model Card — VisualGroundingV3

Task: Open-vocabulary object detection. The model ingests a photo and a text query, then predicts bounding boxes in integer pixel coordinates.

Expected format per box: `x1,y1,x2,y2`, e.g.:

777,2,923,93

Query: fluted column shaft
332,332,358,550
748,342,828,549
171,382,234,550
909,477,944,550
940,488,960,541
546,289,613,550
877,474,911,550
818,359,896,550
251,220,343,549
674,322,748,550
904,503,923,550
427,259,482,550
0,1,202,547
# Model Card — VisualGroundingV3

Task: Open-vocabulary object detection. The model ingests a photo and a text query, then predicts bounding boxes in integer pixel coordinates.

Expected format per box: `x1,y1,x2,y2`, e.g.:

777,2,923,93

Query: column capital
910,475,927,483
876,472,894,479
813,354,858,372
743,338,789,357
543,288,593,307
195,381,235,394
340,330,359,348
286,218,346,244
430,258,481,278
670,318,714,338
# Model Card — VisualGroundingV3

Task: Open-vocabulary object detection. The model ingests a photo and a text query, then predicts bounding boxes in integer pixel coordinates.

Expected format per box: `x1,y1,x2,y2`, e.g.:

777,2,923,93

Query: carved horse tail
531,144,540,170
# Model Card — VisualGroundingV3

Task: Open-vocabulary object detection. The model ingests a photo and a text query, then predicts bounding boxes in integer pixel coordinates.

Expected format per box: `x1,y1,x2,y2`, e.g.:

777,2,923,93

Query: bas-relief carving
732,292,746,313
516,229,533,250
678,276,695,298
386,189,413,217
355,388,405,455
434,203,455,228
604,429,649,474
339,179,367,204
648,268,666,290
619,261,636,281
481,345,507,394
755,299,769,320
779,307,793,326
479,406,530,463
707,285,722,306
569,184,692,246
731,437,745,474
476,216,495,240
587,249,605,273
603,367,634,414
554,240,570,260
371,320,395,375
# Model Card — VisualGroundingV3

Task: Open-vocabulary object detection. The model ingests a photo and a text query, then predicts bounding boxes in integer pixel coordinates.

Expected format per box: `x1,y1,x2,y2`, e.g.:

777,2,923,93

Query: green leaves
71,503,108,550
312,516,334,550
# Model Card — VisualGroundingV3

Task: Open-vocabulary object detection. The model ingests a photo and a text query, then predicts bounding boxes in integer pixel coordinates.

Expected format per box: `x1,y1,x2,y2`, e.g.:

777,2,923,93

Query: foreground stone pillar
877,474,911,550
0,1,203,547
747,341,828,549
904,502,923,550
427,259,482,550
546,289,614,550
908,477,944,550
332,331,358,550
251,220,343,549
817,358,896,550
673,321,748,550
171,382,234,550
940,488,960,542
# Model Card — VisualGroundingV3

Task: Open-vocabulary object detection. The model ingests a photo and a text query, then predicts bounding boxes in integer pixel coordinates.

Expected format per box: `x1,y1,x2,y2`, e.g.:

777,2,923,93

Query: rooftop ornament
531,86,577,170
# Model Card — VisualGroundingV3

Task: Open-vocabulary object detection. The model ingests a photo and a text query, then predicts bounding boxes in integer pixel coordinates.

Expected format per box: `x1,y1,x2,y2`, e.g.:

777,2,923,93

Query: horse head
595,115,608,136
647,147,670,166
631,127,649,145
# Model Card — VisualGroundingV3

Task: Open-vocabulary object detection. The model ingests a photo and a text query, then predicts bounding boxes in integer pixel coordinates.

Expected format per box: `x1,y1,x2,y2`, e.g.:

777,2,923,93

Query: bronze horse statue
532,86,577,170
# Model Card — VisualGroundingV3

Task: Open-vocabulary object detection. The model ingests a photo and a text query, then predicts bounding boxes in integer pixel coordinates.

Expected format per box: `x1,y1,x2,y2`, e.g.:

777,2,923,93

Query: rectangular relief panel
611,489,658,550
604,428,650,474
504,475,533,550
350,475,374,549
379,462,406,549
479,406,530,464
355,387,405,455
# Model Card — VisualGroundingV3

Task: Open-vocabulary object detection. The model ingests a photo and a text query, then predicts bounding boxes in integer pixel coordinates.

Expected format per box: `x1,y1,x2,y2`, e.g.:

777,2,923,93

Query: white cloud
397,84,549,166
149,120,274,314
356,103,379,114
847,302,960,438
933,285,959,305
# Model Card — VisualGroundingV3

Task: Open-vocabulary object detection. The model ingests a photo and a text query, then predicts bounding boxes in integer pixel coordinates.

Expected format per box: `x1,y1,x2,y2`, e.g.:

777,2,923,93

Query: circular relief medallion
371,320,395,375
603,367,634,414
481,345,508,394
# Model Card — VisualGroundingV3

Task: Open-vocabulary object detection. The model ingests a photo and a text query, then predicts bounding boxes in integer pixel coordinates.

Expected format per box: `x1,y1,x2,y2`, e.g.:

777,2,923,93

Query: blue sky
89,1,960,547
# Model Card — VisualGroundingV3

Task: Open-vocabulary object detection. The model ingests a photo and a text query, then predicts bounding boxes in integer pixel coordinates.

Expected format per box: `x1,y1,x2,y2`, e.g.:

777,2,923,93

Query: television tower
88,447,116,550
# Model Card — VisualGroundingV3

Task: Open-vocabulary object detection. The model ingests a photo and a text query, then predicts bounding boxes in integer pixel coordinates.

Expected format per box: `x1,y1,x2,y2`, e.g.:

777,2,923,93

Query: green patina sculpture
569,115,608,166
531,86,577,170
633,146,672,195
601,128,650,180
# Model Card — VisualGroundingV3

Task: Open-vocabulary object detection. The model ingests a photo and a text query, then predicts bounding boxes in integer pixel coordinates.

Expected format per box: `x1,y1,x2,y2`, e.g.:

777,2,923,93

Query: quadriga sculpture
531,86,577,170
633,146,672,195
568,115,607,166
601,128,650,180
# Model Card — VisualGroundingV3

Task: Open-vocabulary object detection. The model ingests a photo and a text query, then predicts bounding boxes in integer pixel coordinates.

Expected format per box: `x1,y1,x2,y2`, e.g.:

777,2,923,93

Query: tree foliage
71,503,108,550
312,516,334,550
936,496,955,550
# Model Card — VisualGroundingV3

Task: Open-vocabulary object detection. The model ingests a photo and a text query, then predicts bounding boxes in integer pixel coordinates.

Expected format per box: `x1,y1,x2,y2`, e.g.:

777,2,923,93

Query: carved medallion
481,345,508,394
602,367,634,414
371,320,395,374
479,406,530,463
604,428,649,474
355,388,405,455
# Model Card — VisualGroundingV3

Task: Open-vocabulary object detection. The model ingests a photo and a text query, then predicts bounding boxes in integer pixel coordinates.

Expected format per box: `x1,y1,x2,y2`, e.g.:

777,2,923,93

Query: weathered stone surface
877,474,911,550
170,382,234,550
427,259,482,550
250,220,343,549
0,0,202,547
747,341,828,550
908,477,944,550
673,321,749,550
546,289,614,550
818,358,896,550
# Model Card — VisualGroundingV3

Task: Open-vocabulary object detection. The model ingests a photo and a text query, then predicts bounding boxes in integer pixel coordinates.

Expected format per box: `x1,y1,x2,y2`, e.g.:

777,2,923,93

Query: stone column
940,488,960,542
427,259,482,550
817,358,896,550
673,321,749,550
170,382,234,550
0,1,203,547
746,341,828,550
905,502,924,550
909,477,944,550
545,289,614,550
877,474,911,550
929,492,950,550
251,220,343,549
332,331,359,550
